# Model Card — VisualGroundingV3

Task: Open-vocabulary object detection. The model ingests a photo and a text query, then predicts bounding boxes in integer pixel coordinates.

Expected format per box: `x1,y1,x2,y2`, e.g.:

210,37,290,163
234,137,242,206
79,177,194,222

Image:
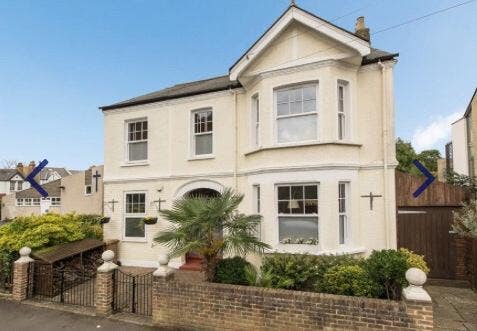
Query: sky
0,0,476,169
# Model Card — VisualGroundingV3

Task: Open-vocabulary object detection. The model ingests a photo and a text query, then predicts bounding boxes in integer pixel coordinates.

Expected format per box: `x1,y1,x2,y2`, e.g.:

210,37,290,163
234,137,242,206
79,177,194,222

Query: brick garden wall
152,278,433,331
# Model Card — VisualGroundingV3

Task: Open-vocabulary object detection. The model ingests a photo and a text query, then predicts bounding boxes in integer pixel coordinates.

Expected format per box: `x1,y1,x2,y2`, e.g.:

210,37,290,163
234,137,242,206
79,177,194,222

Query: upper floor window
10,181,15,191
85,185,92,195
277,184,319,245
251,95,260,147
127,119,148,162
276,84,317,143
337,80,349,140
124,192,146,239
192,109,213,156
17,180,23,191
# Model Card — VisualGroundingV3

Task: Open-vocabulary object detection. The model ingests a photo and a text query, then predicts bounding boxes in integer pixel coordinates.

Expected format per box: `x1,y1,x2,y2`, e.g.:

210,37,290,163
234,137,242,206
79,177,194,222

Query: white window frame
276,183,319,245
251,94,260,148
32,198,40,206
24,198,32,206
337,80,350,140
17,180,23,191
252,184,261,240
85,185,92,195
123,191,147,242
125,118,148,163
51,197,61,206
190,108,214,158
274,82,319,145
16,198,23,206
338,182,350,245
10,181,15,191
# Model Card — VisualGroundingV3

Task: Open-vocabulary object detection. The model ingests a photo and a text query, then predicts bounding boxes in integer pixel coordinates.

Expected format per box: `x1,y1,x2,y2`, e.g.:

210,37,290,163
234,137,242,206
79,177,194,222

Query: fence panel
113,269,153,316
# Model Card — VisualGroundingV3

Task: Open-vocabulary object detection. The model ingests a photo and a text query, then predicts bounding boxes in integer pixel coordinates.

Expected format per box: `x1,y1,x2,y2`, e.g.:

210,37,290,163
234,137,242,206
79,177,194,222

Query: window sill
121,161,150,167
122,237,147,243
188,154,215,161
268,245,366,255
244,141,362,156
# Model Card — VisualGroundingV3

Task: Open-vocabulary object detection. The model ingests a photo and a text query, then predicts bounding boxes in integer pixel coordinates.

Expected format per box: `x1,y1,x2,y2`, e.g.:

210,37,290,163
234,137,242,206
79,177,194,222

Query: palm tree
154,188,270,281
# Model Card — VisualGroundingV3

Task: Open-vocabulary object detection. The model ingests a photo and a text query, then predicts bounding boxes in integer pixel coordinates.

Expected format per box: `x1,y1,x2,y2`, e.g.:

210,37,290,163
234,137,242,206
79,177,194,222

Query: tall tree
395,138,441,176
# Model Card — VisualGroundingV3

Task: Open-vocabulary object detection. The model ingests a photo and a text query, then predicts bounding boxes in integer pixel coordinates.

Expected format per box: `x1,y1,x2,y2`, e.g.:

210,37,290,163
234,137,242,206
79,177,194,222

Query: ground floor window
338,182,349,245
124,193,146,239
51,197,61,206
277,184,318,245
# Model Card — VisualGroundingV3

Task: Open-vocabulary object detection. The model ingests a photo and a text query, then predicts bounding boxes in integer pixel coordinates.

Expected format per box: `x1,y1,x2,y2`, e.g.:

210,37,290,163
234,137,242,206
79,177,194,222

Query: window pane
303,86,315,100
277,103,289,116
277,114,317,143
305,185,317,199
339,183,346,198
291,186,303,199
290,200,304,214
304,200,318,214
125,217,145,237
278,201,290,214
277,90,289,104
303,100,315,113
279,216,318,242
290,101,302,114
338,114,345,140
129,141,147,161
292,88,302,102
277,186,290,200
195,133,212,155
339,215,346,244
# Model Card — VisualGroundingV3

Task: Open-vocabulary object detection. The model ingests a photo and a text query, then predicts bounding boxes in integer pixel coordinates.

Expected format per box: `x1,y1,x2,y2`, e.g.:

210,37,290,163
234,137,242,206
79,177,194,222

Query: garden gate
29,263,96,306
396,171,469,279
113,269,153,316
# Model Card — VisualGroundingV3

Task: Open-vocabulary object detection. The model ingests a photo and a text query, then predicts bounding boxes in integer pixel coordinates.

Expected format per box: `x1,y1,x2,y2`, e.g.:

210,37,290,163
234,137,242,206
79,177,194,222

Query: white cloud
411,111,462,152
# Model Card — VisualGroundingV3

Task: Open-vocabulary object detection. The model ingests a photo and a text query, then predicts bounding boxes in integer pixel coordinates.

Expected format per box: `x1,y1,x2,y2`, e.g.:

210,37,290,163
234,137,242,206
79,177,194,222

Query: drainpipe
232,89,238,189
378,60,390,248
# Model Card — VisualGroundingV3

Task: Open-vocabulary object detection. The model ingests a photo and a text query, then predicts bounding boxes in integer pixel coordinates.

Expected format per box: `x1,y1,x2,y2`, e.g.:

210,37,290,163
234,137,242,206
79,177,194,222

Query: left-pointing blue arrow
25,159,49,198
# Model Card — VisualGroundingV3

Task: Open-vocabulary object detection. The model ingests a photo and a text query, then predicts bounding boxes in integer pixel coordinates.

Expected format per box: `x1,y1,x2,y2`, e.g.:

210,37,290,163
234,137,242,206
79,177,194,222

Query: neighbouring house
100,4,398,268
1,165,103,220
446,88,477,177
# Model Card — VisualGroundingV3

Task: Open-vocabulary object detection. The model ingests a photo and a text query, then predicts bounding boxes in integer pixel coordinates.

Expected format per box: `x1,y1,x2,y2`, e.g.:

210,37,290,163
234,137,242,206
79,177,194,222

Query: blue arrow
412,159,435,198
25,159,49,198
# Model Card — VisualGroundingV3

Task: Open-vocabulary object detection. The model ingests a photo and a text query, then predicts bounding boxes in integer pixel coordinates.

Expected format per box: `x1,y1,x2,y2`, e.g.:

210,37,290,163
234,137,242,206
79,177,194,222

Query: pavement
428,284,477,331
0,298,161,331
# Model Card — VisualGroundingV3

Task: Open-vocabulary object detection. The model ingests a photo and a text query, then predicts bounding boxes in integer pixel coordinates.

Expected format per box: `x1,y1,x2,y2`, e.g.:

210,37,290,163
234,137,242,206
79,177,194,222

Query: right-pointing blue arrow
412,159,435,198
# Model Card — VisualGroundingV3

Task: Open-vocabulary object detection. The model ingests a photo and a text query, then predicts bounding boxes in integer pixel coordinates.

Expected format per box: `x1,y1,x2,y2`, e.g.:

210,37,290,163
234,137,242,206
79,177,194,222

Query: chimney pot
355,16,370,42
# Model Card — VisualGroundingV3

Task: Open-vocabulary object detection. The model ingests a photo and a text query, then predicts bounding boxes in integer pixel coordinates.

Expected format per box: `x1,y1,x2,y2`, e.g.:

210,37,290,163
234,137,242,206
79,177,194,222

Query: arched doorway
179,185,223,271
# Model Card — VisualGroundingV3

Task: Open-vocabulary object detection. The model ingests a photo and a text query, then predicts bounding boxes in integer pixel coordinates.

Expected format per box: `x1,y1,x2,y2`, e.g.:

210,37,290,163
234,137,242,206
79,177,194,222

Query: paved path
0,298,161,331
428,285,477,331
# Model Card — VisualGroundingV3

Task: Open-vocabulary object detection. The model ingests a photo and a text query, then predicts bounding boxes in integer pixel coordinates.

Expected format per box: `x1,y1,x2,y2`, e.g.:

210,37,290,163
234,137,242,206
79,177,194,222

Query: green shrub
320,265,379,297
0,213,103,267
245,264,273,287
261,253,360,291
364,249,408,300
399,248,430,274
313,254,363,292
214,257,251,285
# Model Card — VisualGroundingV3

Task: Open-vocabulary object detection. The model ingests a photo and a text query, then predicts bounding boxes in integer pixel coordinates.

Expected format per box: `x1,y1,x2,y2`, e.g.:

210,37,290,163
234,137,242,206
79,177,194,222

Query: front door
40,198,51,214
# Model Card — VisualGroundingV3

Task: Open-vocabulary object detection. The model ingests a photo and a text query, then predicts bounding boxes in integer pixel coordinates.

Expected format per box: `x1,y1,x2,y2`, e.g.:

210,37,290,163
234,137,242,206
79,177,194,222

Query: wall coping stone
15,247,33,263
97,250,118,273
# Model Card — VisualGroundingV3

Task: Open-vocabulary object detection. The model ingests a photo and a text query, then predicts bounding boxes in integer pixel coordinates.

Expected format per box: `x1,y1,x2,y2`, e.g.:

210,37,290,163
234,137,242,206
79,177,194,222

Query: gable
241,21,359,78
10,174,23,181
230,5,370,80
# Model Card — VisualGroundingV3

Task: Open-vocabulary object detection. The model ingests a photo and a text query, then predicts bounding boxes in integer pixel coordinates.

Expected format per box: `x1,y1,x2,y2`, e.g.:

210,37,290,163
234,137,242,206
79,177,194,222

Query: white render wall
451,117,469,176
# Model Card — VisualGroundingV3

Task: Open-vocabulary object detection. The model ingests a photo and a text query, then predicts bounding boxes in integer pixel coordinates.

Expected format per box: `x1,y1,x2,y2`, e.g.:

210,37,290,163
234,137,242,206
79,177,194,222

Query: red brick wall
152,278,433,331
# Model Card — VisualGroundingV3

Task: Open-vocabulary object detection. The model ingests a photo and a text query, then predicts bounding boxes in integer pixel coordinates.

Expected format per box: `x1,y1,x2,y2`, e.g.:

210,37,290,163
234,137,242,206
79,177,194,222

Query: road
0,299,161,331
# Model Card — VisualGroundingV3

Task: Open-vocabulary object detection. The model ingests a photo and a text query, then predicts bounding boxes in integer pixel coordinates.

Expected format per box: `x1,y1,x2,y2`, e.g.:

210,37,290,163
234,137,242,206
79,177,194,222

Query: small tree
154,188,270,281
452,200,477,238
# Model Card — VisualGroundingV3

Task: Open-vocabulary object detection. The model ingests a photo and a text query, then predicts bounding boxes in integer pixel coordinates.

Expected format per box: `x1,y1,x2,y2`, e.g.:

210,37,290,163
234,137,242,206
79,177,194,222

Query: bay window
124,193,146,239
192,109,213,156
276,84,317,143
127,119,148,162
277,184,319,244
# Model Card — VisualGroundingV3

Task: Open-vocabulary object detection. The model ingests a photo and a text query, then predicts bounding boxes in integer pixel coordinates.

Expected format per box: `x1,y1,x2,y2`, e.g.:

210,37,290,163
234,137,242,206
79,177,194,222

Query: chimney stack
28,161,36,175
355,16,370,42
16,162,24,175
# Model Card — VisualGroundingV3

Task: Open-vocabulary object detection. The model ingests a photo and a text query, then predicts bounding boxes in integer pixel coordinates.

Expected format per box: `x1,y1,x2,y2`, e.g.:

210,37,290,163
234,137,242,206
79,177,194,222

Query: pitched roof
101,75,241,111
39,167,70,181
463,87,477,118
16,179,61,198
0,169,21,181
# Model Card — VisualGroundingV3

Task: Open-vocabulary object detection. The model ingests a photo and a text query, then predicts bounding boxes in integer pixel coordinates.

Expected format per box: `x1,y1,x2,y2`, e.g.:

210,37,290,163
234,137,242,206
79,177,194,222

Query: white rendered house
100,4,398,268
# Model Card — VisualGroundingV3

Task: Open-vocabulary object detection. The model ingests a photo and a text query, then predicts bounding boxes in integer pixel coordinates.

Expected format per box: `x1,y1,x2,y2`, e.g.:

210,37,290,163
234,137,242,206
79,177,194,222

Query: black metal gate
113,269,153,316
29,263,96,307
